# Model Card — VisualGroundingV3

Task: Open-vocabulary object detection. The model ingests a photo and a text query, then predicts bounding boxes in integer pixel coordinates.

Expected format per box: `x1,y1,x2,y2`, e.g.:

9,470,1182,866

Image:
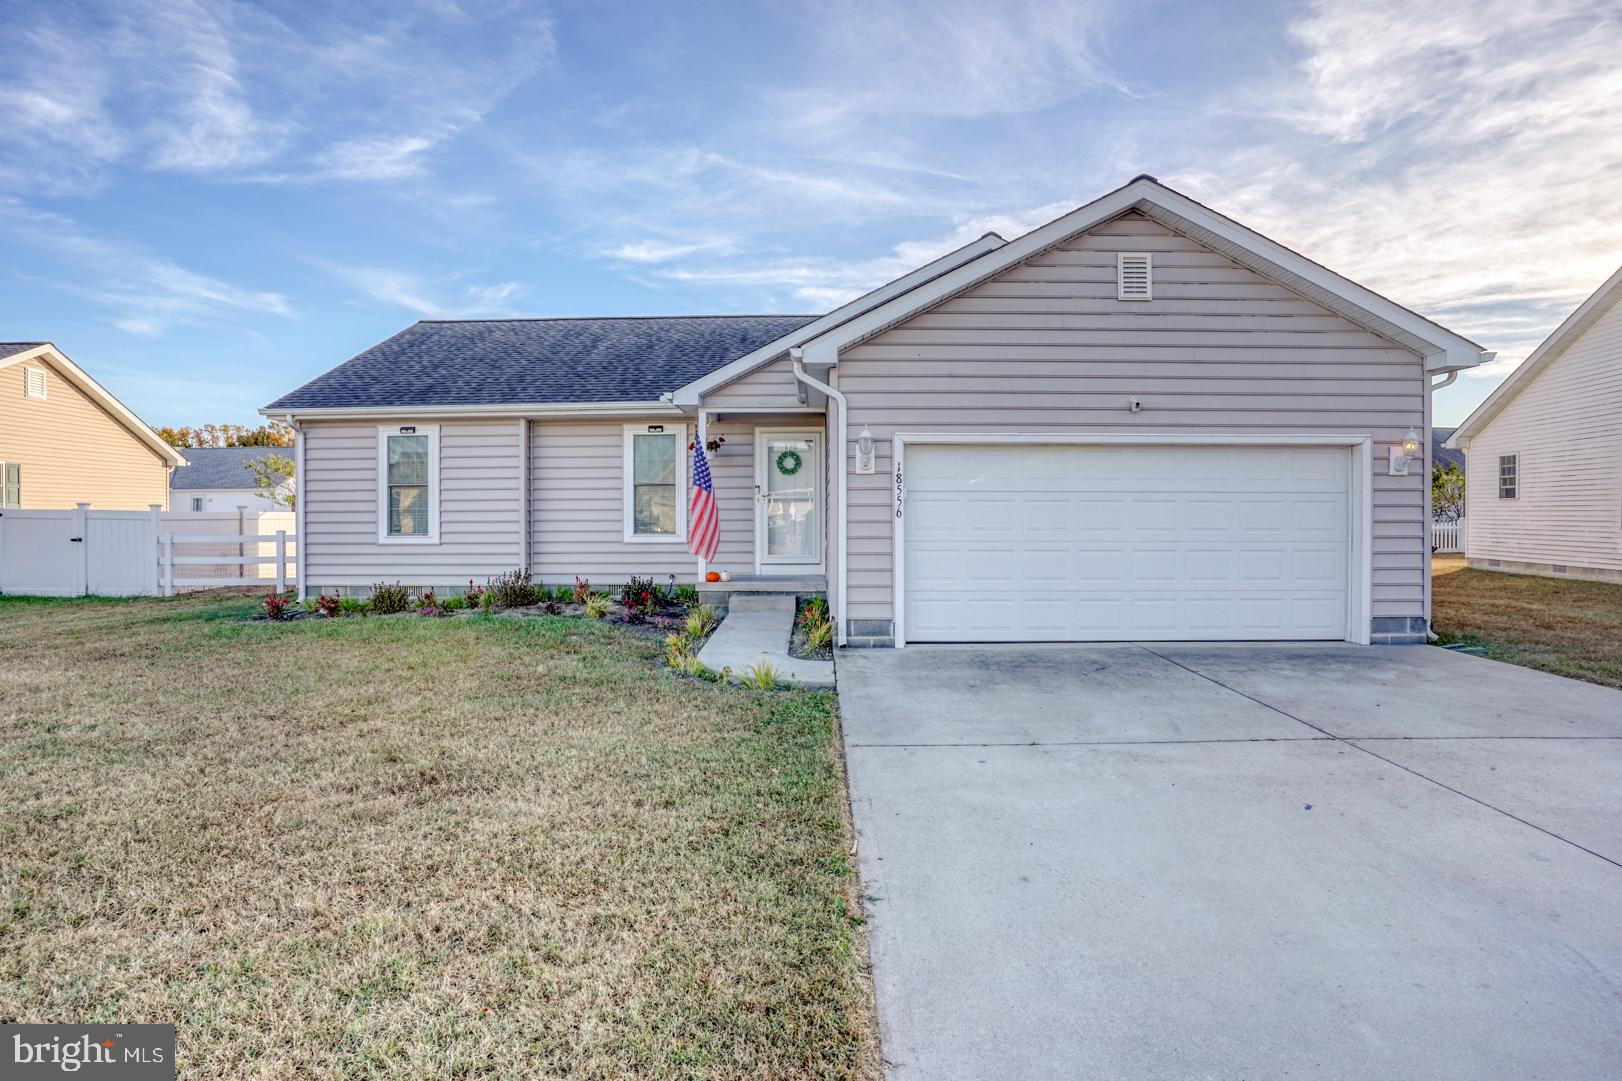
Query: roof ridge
415,314,820,324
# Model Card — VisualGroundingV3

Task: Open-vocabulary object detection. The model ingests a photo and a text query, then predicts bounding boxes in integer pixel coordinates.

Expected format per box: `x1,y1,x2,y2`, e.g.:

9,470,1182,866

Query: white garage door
902,444,1351,642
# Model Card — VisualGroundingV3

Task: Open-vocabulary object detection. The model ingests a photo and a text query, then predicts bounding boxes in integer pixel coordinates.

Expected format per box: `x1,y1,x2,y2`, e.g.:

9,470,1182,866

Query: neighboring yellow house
0,342,185,510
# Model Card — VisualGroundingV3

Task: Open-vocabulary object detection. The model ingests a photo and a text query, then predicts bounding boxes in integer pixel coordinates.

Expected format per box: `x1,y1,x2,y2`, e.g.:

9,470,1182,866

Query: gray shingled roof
1,342,46,359
170,446,287,490
264,315,820,411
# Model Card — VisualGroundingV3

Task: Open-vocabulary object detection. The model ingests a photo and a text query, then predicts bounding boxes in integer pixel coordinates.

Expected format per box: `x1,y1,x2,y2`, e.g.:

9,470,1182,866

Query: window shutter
3,464,19,507
24,367,47,399
1117,252,1152,301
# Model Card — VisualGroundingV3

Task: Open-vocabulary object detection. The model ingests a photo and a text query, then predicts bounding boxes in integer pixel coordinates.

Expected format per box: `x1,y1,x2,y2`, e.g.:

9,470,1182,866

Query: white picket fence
1431,519,1468,553
0,504,296,597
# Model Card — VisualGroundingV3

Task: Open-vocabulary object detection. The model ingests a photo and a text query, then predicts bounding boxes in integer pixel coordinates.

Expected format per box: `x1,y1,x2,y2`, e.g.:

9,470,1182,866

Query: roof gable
0,343,185,466
1446,265,1622,447
796,176,1490,373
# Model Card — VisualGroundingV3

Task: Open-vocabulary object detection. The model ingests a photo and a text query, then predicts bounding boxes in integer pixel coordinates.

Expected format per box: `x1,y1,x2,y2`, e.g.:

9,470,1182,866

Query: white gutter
260,400,683,422
790,348,847,647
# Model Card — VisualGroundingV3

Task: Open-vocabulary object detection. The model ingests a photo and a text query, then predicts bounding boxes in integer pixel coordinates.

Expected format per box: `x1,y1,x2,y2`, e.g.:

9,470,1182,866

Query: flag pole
695,409,707,583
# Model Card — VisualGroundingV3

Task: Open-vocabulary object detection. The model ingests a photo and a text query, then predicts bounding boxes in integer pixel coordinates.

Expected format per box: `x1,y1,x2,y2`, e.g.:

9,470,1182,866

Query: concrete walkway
840,643,1622,1081
697,595,835,688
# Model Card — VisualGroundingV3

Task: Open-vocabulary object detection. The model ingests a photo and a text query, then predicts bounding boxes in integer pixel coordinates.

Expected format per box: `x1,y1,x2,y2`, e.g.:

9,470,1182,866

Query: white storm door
756,431,822,567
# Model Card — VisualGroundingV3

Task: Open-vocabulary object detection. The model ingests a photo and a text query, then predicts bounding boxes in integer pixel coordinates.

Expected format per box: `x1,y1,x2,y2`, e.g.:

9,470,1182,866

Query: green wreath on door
774,449,803,476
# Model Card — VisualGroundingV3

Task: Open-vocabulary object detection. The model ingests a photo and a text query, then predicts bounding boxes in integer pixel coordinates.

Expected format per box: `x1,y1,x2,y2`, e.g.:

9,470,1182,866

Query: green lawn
0,593,877,1079
1432,555,1622,689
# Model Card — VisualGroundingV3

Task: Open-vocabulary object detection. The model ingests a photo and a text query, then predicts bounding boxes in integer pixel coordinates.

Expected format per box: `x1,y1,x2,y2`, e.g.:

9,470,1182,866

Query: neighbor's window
2,464,18,507
190,496,205,512
1498,454,1518,499
625,425,685,540
379,425,438,541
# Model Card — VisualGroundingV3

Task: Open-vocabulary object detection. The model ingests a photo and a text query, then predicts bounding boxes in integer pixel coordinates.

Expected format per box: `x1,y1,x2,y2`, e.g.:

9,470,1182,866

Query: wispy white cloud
312,134,436,181
320,262,525,318
0,196,291,334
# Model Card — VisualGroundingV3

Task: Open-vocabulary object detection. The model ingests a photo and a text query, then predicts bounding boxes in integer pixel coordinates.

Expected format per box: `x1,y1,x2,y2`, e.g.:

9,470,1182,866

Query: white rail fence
1431,519,1467,553
0,504,296,597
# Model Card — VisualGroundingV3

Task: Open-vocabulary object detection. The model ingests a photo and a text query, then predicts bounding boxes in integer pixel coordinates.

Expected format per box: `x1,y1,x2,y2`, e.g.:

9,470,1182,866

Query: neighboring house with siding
1446,267,1622,582
170,446,292,512
0,342,184,510
264,175,1489,645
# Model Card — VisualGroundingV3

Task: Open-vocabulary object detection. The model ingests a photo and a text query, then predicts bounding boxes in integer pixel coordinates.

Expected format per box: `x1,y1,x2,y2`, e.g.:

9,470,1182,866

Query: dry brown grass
0,593,878,1080
1431,555,1622,689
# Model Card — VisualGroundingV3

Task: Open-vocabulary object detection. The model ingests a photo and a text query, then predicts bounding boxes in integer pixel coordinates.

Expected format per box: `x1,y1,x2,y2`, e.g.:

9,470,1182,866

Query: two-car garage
897,440,1368,644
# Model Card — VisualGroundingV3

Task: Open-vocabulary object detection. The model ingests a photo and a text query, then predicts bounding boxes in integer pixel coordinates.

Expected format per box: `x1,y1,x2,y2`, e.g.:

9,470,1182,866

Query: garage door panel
904,444,1352,642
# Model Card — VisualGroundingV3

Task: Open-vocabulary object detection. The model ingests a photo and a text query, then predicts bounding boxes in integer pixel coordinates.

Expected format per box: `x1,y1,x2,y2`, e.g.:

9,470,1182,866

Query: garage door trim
891,432,1374,647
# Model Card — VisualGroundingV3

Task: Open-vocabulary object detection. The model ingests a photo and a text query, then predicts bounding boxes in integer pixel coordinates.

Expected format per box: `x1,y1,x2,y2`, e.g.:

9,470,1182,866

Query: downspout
291,418,306,601
790,348,847,647
1422,370,1459,642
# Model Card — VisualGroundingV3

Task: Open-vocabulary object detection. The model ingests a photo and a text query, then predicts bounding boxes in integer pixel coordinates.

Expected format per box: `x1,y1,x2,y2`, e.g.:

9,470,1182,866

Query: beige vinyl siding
1464,294,1622,572
528,414,825,585
0,356,169,509
838,210,1427,626
301,420,524,588
701,355,817,411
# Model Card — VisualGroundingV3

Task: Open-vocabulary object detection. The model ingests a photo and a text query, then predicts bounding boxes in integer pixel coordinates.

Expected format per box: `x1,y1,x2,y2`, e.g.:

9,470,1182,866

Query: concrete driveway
838,644,1622,1080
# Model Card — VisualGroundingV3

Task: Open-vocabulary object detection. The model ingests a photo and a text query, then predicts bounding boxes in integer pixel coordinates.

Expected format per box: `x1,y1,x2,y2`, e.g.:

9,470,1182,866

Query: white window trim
1498,453,1519,500
622,422,688,543
377,423,440,544
0,459,11,508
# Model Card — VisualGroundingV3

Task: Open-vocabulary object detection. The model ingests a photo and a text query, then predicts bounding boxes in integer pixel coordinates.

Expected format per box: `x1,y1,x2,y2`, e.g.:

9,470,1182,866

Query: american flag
688,442,719,561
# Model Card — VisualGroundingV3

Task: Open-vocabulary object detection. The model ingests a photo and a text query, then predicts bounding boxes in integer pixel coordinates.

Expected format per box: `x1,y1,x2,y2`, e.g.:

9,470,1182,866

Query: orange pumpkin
705,571,721,582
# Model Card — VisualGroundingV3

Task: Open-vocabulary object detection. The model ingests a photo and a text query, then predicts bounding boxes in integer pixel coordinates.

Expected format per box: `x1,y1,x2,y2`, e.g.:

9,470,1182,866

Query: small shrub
741,659,780,690
800,596,830,627
440,594,464,611
370,582,412,614
552,585,575,603
543,600,563,615
674,583,700,606
479,589,495,613
463,579,485,607
584,594,610,620
620,575,660,614
803,618,834,651
415,589,437,610
488,568,541,607
300,597,322,613
338,596,367,616
263,593,291,621
683,605,718,639
572,576,592,603
315,593,342,618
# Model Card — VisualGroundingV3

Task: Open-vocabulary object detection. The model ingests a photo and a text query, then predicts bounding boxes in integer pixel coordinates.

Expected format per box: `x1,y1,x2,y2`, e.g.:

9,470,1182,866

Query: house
0,341,184,510
170,446,292,512
1445,266,1622,583
264,175,1490,645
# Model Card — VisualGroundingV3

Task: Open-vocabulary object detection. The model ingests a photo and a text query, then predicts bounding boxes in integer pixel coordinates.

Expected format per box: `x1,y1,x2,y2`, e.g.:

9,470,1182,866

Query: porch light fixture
855,427,875,474
1389,426,1423,476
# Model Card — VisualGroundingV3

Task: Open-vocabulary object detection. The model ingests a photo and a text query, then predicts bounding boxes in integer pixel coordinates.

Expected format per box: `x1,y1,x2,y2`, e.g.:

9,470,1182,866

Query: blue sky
2,0,1618,427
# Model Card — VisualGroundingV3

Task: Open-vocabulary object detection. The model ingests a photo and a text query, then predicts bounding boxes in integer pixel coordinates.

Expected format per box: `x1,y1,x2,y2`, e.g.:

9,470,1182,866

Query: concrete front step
697,594,835,688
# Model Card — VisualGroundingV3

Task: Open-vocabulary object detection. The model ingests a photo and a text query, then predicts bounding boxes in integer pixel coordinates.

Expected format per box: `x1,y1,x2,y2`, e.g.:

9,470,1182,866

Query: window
2,463,17,507
190,496,205,512
377,424,439,542
1498,454,1518,499
24,367,46,399
1117,252,1152,301
623,424,687,541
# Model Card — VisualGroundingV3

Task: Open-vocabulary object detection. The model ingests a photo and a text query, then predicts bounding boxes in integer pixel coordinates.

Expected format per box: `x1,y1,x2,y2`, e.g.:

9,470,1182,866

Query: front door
756,431,822,567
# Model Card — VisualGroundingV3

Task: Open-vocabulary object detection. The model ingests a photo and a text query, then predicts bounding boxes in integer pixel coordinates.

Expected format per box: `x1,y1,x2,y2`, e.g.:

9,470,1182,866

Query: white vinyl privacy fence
0,504,296,597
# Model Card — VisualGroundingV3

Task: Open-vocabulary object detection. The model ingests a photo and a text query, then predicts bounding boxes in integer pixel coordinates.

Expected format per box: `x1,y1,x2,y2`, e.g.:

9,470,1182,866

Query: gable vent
1117,252,1152,301
24,367,47,399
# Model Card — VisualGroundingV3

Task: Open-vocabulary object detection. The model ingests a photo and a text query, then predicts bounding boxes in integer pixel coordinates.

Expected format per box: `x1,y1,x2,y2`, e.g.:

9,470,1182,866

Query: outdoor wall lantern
855,427,876,474
1389,426,1423,475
